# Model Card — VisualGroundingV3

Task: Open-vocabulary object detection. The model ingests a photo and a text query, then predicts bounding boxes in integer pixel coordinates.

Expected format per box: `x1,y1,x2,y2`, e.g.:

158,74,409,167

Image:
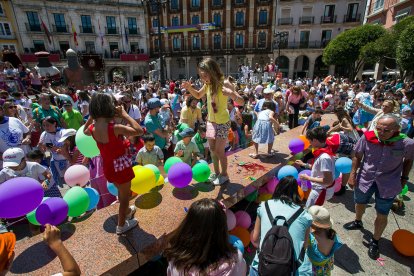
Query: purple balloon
36,197,69,226
298,169,312,189
0,177,44,218
168,162,193,188
288,138,305,154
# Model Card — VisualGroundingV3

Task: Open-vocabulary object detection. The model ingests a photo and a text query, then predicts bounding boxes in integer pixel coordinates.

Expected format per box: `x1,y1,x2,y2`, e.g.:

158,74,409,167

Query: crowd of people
0,56,413,275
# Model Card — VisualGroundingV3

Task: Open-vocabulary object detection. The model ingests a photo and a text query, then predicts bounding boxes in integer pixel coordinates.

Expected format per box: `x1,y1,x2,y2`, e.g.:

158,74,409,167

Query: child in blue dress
307,206,343,276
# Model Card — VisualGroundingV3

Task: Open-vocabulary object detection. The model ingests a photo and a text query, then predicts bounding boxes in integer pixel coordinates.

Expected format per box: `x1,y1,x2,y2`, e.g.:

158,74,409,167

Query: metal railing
278,17,293,25
299,16,314,24
52,24,69,33
320,15,337,24
127,28,140,35
80,25,95,33
343,14,361,23
105,27,119,35
25,23,42,32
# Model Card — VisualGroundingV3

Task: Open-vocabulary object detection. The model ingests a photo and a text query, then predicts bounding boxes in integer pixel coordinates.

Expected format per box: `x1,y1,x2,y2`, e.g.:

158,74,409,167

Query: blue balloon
335,157,352,174
196,160,208,165
229,235,244,254
107,182,118,196
277,165,299,180
334,169,341,179
84,187,100,211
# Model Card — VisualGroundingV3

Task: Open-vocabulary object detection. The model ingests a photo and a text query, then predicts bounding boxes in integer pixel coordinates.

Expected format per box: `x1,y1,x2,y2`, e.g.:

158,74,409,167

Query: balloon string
391,211,401,230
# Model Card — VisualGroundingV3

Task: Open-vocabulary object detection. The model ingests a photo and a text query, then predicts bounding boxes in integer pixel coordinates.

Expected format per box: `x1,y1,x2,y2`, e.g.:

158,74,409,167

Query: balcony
299,16,314,24
233,0,247,6
0,32,15,39
280,40,328,49
52,24,69,33
119,53,149,62
20,53,61,63
278,17,293,25
189,4,201,11
233,23,246,29
127,28,140,35
343,14,361,23
80,25,95,34
105,27,119,35
320,15,337,24
25,23,42,32
211,0,224,9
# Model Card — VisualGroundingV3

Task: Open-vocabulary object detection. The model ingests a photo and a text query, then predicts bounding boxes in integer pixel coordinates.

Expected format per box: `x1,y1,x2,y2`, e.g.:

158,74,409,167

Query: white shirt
0,161,47,183
127,104,142,121
311,153,335,191
39,130,67,160
0,117,29,154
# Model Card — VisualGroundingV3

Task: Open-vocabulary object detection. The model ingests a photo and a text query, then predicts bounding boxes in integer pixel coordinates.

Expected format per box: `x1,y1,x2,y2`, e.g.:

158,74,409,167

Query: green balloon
246,191,258,202
164,157,183,174
294,152,304,160
144,164,160,182
26,197,50,225
400,184,408,196
63,187,90,217
75,125,100,158
192,163,211,182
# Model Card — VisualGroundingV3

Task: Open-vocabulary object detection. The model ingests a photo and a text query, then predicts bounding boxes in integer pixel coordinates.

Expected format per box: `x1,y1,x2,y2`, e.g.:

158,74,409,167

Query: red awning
120,54,149,62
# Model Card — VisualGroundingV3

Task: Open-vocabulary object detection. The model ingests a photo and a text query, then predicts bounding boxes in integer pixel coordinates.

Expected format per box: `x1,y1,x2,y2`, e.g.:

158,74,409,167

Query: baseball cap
58,128,77,143
263,88,274,94
179,128,195,138
3,148,25,168
62,100,72,106
148,98,162,109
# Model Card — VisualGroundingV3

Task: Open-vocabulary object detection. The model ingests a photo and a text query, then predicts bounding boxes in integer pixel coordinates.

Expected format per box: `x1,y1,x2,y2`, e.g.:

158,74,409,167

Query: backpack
258,202,305,276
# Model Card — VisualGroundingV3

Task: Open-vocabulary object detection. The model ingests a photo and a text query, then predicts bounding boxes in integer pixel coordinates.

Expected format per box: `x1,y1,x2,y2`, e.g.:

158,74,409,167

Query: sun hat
308,205,333,229
2,148,25,168
179,128,195,138
58,128,77,143
148,98,162,109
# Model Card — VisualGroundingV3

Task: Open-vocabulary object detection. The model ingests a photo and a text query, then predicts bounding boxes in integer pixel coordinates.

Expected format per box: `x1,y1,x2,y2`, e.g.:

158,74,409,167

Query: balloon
144,164,160,182
335,157,352,174
277,165,299,180
63,186,90,217
226,209,237,231
75,125,100,158
298,186,304,201
229,226,250,247
0,177,44,218
131,166,157,194
334,170,341,179
392,229,414,256
26,197,50,226
294,152,304,160
258,186,268,195
107,182,118,196
157,175,165,186
257,193,273,202
36,197,69,225
266,178,279,194
197,160,208,165
400,184,408,196
168,162,193,188
84,187,100,211
192,163,211,183
334,176,342,193
246,190,258,202
235,211,251,229
298,135,310,150
288,138,305,154
298,170,312,189
229,235,244,254
303,189,311,200
164,156,183,174
64,165,90,187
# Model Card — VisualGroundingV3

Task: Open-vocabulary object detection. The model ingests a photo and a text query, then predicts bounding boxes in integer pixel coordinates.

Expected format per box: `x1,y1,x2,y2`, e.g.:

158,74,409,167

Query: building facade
364,0,413,27
10,0,149,82
0,0,21,53
144,0,366,80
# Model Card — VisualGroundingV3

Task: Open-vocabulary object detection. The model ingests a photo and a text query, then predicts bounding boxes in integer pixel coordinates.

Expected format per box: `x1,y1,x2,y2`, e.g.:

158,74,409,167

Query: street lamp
141,0,168,87
274,32,287,77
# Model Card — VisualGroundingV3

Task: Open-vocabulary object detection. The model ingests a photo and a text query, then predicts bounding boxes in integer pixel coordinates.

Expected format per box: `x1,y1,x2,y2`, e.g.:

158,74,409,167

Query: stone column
185,56,190,79
288,56,295,79
308,55,316,79
225,55,230,75
246,54,254,67
374,62,384,80
165,57,172,80
328,65,335,76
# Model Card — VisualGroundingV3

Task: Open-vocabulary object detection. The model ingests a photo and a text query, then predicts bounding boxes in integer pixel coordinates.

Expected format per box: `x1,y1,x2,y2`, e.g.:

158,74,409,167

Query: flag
124,24,128,43
71,20,78,46
41,19,52,44
98,19,104,46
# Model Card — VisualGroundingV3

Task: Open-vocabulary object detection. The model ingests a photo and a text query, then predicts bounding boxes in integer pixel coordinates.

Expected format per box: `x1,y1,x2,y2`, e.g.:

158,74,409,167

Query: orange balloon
299,135,310,150
229,226,250,247
392,229,414,256
298,186,304,201
303,189,311,200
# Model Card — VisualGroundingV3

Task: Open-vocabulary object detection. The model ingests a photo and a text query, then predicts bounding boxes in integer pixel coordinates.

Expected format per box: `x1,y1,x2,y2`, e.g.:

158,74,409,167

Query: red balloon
392,229,414,256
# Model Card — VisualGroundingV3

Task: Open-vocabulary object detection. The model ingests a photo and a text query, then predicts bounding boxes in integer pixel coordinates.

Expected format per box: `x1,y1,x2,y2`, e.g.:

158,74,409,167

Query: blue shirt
144,113,166,149
254,99,279,114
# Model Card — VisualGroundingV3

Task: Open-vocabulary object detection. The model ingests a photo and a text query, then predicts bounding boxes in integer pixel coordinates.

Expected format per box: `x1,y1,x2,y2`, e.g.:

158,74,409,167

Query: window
0,23,12,36
1,44,16,52
152,18,159,28
191,0,200,7
323,5,335,23
85,41,95,53
258,32,266,48
214,34,221,49
59,41,70,57
213,0,222,6
53,14,66,32
33,40,45,52
192,15,200,25
0,4,4,15
213,13,221,27
395,7,411,23
192,36,200,50
81,15,92,33
154,39,160,51
300,31,310,47
235,0,244,4
321,30,332,47
128,17,137,34
130,42,139,53
172,16,179,26
150,3,159,13
170,0,179,10
27,11,41,31
235,33,244,48
347,4,359,20
259,10,267,25
236,12,244,26
173,37,181,50
106,16,117,34
374,0,384,12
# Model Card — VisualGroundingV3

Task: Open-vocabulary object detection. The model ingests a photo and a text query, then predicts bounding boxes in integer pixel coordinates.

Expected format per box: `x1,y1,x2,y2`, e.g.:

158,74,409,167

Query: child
229,121,239,151
136,133,164,166
84,93,143,235
250,101,279,159
191,124,209,160
174,128,200,166
302,108,324,135
307,206,343,276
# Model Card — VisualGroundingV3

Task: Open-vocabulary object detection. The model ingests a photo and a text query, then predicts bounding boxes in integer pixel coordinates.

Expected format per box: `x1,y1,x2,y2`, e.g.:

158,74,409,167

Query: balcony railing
320,15,337,24
189,4,201,11
343,14,361,23
233,0,247,6
25,23,42,32
80,25,95,33
281,40,329,49
52,24,69,33
278,17,293,25
299,16,314,24
0,32,15,39
127,28,140,35
105,27,119,35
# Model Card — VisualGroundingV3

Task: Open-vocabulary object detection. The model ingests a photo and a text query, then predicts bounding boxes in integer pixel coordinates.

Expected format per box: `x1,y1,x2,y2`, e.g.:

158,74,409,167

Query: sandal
249,153,259,159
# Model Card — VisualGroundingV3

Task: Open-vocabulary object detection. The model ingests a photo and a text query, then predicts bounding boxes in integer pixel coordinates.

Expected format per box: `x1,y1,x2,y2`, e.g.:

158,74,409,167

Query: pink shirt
288,90,308,105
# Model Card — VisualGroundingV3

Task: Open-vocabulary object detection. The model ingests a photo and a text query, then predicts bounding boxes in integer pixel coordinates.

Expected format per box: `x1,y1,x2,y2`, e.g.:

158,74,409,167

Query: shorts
354,182,395,215
306,186,335,208
206,121,230,140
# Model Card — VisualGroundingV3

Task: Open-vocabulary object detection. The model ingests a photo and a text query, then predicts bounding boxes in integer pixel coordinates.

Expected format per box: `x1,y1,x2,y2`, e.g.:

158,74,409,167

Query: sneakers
116,218,138,235
368,239,380,260
213,175,229,186
343,220,364,230
208,173,218,183
126,205,136,220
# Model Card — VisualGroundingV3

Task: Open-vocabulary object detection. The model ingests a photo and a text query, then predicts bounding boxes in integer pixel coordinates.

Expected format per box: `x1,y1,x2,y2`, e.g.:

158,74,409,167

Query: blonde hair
384,99,400,114
197,58,224,97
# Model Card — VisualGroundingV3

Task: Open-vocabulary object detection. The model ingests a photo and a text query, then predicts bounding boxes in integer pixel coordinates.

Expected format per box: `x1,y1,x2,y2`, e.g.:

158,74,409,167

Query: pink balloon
334,176,342,193
235,210,251,229
64,165,90,187
226,209,236,231
266,177,279,194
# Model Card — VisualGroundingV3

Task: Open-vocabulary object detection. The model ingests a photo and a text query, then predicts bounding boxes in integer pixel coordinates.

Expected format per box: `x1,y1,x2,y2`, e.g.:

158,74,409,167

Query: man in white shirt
0,105,30,157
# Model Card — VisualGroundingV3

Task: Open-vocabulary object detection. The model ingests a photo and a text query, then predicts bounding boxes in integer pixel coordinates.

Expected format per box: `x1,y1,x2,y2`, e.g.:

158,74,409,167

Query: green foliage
392,15,414,39
396,23,414,74
360,32,394,65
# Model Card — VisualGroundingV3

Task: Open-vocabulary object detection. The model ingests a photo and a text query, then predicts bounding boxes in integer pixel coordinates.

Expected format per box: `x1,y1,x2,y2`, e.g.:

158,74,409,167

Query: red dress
89,122,135,184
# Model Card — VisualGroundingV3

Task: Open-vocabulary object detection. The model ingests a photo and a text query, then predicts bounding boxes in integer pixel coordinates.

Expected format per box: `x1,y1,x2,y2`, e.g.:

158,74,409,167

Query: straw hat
308,206,333,229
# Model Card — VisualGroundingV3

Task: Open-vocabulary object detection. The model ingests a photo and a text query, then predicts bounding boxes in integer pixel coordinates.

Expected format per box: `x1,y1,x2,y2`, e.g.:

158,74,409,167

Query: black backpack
258,202,305,276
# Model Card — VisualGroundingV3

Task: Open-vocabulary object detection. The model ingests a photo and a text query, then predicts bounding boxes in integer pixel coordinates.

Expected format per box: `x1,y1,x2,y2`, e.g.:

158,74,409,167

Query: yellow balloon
131,166,157,194
157,175,165,186
257,193,272,202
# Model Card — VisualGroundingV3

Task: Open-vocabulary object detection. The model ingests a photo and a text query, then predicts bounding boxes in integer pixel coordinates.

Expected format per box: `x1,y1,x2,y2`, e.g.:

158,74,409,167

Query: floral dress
307,233,343,276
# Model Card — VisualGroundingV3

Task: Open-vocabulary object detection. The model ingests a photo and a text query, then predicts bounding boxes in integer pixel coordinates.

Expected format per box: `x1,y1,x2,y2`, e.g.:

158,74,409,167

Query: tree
396,22,414,78
323,24,386,80
360,32,394,66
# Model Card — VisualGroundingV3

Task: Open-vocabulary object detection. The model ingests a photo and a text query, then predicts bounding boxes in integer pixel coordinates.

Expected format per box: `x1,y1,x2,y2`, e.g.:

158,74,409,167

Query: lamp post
141,0,168,87
274,32,287,77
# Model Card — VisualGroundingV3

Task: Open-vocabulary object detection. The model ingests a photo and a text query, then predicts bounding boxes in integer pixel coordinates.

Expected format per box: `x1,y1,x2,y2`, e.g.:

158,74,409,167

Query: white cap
160,99,170,106
295,80,303,86
58,129,77,143
3,148,25,168
263,87,274,94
